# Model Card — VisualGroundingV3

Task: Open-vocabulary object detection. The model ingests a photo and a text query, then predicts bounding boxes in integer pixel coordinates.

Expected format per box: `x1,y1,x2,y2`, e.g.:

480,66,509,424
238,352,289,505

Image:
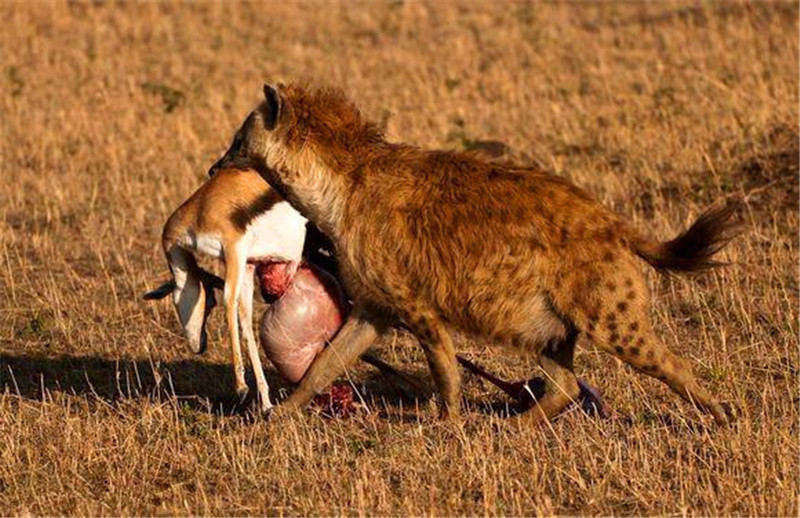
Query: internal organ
254,260,299,301
258,262,348,383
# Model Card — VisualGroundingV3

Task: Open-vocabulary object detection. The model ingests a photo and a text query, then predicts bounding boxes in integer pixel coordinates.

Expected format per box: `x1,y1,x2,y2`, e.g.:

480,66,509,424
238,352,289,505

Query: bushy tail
633,201,742,273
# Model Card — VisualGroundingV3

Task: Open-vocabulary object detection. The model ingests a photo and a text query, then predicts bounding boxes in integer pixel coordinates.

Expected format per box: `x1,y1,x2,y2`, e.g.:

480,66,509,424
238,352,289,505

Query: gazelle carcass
144,167,424,414
145,167,307,413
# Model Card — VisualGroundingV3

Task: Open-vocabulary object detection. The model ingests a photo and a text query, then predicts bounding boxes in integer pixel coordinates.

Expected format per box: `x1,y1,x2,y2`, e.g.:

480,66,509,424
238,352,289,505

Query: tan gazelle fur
146,168,307,412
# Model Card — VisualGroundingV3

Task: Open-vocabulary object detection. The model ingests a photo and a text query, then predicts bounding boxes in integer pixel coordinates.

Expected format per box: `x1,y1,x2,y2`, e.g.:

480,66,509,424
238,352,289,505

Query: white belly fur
179,231,224,259
242,201,307,262
177,201,307,263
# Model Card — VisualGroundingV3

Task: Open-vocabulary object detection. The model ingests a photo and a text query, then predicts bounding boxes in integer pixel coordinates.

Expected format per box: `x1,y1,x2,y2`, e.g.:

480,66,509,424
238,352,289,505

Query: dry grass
1,2,798,516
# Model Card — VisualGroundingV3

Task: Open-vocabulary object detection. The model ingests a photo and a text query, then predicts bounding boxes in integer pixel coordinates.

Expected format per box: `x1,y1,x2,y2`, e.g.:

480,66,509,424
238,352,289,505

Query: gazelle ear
263,83,283,130
143,280,175,300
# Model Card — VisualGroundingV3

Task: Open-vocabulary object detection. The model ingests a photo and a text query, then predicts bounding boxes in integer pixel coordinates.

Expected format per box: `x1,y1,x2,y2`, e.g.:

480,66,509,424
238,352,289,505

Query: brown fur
211,82,740,424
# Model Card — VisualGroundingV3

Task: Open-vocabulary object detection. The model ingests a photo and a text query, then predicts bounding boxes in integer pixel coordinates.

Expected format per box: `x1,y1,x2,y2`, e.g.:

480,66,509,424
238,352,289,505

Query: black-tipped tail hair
634,201,742,273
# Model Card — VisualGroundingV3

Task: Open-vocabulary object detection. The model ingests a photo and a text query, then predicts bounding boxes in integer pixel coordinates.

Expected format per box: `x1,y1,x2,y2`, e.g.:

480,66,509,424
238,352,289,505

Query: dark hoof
257,397,276,418
260,405,276,421
265,405,297,425
231,387,255,416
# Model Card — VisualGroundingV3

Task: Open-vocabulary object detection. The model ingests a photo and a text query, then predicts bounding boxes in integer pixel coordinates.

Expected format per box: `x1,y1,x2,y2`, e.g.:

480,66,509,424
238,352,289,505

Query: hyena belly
513,294,569,351
465,290,569,352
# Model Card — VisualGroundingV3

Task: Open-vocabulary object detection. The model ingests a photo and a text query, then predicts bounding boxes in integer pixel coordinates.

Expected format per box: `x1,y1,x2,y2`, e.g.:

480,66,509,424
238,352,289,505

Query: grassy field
1,2,798,516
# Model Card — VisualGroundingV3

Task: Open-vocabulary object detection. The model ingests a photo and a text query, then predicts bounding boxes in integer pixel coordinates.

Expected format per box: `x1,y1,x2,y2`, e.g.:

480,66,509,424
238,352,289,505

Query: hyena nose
208,154,251,177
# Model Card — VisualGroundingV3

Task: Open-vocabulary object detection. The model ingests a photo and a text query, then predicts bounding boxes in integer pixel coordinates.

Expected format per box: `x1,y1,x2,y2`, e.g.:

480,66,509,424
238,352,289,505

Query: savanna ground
1,2,798,516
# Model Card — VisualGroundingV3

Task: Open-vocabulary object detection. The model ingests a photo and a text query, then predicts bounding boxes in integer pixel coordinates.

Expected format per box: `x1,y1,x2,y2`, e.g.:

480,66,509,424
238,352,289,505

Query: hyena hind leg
578,281,732,425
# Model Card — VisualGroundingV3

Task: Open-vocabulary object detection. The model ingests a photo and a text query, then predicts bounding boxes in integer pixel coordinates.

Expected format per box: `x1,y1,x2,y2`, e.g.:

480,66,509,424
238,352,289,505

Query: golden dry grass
1,2,798,516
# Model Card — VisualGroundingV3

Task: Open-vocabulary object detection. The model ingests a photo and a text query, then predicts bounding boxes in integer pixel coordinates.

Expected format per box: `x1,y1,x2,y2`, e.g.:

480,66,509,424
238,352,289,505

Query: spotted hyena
209,82,740,425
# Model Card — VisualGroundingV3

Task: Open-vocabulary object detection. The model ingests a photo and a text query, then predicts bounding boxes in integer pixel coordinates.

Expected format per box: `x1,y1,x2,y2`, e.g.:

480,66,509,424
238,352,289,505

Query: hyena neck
264,144,350,242
258,84,384,242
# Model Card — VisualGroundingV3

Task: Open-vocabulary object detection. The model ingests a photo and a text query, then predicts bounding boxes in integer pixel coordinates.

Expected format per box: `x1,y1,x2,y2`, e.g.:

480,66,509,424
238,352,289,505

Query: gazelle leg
166,245,209,354
239,265,273,413
224,243,249,401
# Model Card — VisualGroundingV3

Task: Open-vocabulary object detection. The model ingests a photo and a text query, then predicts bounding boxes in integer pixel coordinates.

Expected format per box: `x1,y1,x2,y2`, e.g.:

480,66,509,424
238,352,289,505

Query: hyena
210,82,740,425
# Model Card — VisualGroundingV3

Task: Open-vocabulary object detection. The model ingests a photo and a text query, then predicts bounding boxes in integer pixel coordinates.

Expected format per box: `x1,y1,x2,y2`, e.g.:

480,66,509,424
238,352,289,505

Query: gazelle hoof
264,404,296,424
259,401,275,417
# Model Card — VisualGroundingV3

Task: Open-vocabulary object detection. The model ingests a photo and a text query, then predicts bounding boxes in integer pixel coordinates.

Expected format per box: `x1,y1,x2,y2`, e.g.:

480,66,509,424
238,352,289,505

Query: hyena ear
263,83,283,130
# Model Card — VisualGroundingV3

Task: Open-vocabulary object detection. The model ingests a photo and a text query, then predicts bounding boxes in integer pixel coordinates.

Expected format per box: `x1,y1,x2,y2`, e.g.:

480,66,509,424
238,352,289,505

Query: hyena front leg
277,304,389,414
407,311,461,419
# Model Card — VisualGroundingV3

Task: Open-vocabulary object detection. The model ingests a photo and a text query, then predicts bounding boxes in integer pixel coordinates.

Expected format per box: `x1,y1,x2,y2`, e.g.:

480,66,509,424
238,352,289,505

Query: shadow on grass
0,352,250,413
0,352,438,417
0,353,615,424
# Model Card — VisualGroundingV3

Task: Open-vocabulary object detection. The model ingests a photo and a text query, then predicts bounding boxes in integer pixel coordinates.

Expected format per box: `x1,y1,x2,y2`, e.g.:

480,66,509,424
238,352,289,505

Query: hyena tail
632,201,742,273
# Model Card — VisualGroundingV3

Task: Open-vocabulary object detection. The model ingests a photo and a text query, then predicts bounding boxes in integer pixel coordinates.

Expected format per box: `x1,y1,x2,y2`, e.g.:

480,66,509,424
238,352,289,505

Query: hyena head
208,84,283,178
209,83,379,232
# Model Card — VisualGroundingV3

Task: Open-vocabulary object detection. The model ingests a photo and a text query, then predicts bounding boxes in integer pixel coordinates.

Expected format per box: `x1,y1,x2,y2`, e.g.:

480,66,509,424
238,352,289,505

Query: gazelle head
144,270,221,354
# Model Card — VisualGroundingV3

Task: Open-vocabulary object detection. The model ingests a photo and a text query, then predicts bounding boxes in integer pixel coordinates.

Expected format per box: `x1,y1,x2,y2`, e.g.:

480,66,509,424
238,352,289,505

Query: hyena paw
711,401,739,426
